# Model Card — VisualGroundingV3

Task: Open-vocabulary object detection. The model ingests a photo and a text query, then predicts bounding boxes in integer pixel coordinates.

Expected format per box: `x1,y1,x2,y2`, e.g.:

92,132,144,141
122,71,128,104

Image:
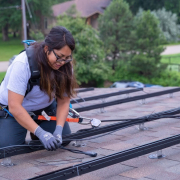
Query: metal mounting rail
29,133,180,180
76,87,94,93
63,106,180,140
71,88,142,104
75,87,180,112
1,106,180,159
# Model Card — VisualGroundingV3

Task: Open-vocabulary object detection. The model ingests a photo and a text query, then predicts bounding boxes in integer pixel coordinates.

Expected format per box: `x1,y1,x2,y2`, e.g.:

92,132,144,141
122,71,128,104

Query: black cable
100,114,180,122
0,142,97,158
60,146,97,157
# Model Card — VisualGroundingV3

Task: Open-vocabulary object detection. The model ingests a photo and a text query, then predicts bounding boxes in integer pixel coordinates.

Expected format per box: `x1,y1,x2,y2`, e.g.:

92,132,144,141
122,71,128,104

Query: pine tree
129,11,166,78
98,0,133,70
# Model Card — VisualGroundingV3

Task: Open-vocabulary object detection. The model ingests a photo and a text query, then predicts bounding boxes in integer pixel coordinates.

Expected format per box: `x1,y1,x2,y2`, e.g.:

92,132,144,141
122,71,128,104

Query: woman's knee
62,121,71,135
40,121,71,135
0,117,27,148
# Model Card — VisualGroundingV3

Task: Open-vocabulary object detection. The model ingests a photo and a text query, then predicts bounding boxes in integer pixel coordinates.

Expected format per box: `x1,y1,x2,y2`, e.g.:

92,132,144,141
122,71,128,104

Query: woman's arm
8,90,38,133
52,96,70,146
8,90,60,150
56,96,70,127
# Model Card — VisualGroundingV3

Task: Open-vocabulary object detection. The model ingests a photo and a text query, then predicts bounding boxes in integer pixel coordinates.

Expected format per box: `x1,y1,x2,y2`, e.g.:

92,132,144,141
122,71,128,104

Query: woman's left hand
53,125,63,146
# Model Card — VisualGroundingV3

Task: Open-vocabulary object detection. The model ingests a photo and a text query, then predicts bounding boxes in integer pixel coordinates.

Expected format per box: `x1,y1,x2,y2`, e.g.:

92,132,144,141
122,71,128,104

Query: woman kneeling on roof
0,26,77,150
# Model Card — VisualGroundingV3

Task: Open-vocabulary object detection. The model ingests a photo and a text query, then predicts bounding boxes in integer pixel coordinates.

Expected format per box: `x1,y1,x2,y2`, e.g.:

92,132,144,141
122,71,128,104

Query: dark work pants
0,100,71,148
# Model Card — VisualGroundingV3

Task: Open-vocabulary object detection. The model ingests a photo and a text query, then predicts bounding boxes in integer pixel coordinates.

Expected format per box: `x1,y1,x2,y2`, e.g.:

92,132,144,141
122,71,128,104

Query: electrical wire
0,142,97,157
0,5,20,10
34,158,83,166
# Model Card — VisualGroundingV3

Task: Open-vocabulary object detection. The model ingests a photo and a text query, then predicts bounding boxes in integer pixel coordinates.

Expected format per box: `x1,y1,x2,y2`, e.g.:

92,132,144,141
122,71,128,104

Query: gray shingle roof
2,87,180,179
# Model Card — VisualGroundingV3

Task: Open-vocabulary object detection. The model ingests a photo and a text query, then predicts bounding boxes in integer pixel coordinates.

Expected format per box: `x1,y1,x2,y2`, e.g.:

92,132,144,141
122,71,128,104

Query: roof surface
1,87,180,180
52,0,112,18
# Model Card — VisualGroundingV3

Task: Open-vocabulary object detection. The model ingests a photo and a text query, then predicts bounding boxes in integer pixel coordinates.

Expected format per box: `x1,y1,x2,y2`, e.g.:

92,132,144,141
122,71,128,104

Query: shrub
30,30,44,41
108,62,180,87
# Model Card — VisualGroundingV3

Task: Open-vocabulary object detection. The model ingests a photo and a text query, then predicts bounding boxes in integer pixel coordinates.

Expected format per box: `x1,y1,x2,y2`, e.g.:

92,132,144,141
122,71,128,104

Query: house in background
51,0,112,29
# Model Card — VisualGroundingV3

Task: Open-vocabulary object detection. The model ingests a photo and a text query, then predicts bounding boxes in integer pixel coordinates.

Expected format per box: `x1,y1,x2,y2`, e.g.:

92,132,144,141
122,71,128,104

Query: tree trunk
112,51,117,70
112,58,115,70
13,31,16,38
2,24,9,41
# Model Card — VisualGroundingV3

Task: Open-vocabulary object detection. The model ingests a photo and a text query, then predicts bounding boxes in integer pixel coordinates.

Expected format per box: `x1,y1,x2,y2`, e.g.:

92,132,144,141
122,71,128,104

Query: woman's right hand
34,126,59,151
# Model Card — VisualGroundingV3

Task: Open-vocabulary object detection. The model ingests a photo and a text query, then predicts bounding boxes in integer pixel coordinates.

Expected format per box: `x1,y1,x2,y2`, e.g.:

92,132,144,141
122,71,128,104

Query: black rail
1,106,180,159
29,133,180,180
71,88,142,104
76,87,94,93
75,87,180,112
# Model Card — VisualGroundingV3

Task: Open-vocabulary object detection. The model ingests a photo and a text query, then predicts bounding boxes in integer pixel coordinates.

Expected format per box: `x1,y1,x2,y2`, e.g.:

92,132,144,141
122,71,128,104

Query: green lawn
161,53,180,72
161,53,180,64
0,72,6,82
0,34,24,62
163,42,180,46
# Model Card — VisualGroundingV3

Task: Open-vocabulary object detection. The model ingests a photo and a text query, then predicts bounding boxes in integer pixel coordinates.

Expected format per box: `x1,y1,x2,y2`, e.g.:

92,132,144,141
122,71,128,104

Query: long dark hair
32,26,77,100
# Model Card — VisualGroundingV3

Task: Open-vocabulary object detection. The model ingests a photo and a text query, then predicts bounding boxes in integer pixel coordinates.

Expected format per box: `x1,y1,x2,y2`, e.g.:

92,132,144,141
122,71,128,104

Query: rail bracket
149,150,165,159
169,93,174,98
99,98,106,113
126,93,130,98
141,99,146,105
1,157,15,167
137,123,148,131
72,140,86,147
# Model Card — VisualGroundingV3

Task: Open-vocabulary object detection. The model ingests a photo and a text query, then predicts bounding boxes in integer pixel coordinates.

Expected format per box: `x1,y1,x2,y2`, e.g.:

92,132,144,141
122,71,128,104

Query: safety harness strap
25,46,40,96
0,104,7,118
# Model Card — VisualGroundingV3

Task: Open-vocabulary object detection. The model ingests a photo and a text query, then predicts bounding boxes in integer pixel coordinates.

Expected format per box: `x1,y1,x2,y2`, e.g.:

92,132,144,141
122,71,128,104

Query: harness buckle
0,105,8,118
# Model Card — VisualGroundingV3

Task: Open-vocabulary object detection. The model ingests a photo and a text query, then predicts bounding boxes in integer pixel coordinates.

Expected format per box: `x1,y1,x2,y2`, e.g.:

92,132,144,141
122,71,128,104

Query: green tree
57,15,111,86
27,0,54,34
125,0,180,23
152,8,180,42
98,0,134,70
0,0,21,41
0,0,56,41
164,0,180,23
129,11,166,78
125,0,165,14
52,0,70,5
136,8,180,42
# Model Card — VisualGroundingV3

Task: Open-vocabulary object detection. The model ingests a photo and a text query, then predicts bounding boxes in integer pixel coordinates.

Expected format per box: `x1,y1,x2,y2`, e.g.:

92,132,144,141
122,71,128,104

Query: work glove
34,126,59,151
53,125,63,147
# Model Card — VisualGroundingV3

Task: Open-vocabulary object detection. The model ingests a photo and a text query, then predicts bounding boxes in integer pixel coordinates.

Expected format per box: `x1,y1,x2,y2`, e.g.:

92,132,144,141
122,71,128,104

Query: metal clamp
126,93,130,98
141,99,146,105
1,157,15,167
72,140,86,147
149,150,165,159
137,123,148,131
99,98,106,113
169,93,173,98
